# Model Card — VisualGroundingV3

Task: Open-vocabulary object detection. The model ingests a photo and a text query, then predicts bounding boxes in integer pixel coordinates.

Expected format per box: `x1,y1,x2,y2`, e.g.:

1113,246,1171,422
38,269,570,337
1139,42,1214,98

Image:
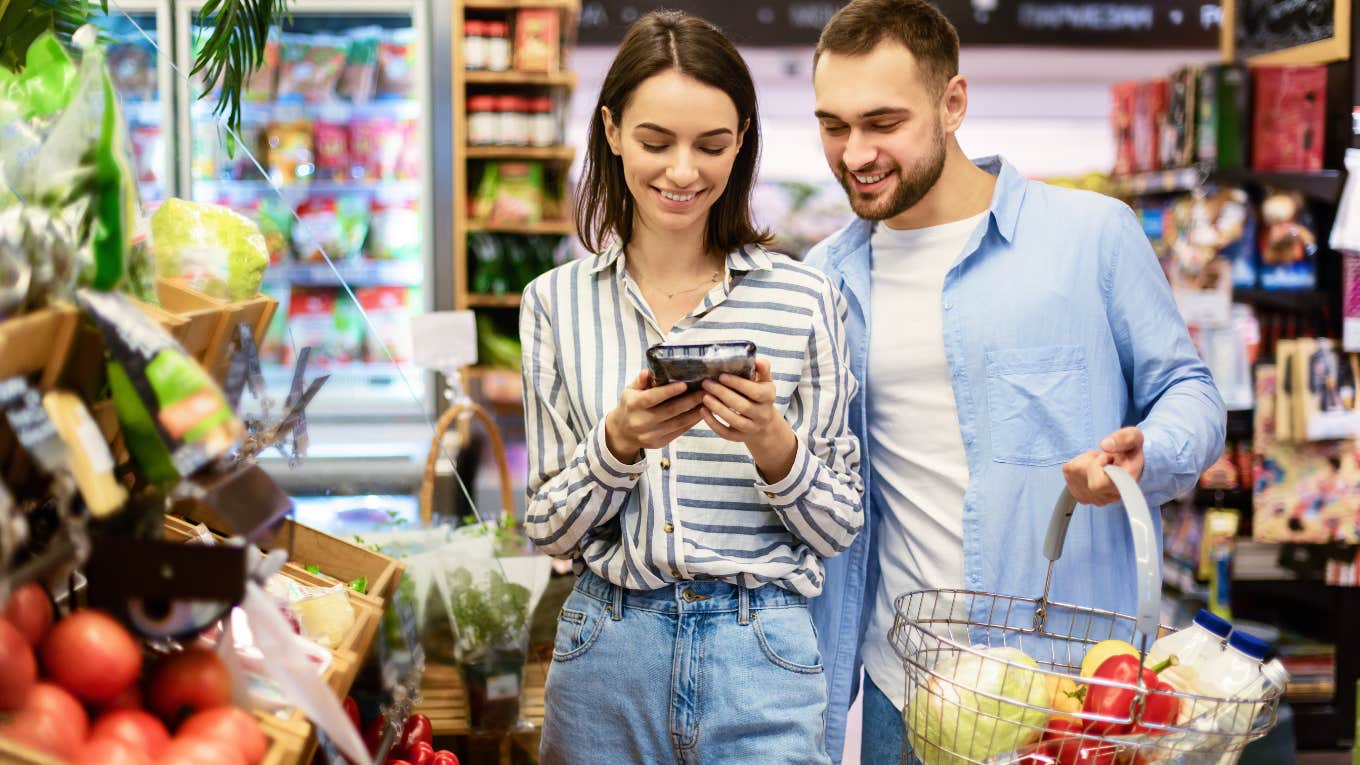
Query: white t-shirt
861,211,986,710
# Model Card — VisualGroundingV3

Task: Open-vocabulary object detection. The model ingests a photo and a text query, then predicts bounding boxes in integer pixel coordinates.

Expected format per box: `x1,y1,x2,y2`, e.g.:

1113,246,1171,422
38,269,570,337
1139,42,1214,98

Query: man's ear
602,106,622,155
940,74,968,134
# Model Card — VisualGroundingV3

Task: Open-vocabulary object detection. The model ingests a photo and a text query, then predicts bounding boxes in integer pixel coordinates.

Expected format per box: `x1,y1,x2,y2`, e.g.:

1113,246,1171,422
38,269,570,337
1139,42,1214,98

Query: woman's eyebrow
634,122,734,138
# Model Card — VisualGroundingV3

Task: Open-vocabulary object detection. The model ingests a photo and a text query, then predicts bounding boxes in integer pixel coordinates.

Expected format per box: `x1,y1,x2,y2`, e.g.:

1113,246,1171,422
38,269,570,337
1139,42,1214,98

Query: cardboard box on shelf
1112,80,1137,176
514,8,560,73
1133,79,1169,173
1197,64,1250,170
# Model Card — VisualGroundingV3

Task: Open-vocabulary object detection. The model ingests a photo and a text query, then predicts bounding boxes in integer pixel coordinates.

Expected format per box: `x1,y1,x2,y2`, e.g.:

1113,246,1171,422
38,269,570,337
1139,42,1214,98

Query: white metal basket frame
889,465,1284,765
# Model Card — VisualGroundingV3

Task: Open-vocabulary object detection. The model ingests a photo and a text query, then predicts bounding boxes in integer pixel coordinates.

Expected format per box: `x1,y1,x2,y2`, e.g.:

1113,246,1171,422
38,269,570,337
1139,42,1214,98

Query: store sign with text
577,0,1221,48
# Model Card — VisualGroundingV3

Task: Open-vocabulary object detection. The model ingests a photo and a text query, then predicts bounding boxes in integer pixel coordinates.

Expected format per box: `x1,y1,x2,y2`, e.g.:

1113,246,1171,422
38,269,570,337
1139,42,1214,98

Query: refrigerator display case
174,0,436,421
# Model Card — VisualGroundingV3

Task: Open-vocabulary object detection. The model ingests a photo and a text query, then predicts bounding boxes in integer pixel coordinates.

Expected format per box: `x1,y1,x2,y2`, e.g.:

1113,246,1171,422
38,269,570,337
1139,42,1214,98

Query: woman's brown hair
575,10,771,255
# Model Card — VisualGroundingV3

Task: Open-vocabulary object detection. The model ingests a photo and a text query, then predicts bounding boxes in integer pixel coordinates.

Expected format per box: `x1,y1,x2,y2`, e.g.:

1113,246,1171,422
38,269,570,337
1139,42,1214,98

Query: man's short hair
814,0,960,99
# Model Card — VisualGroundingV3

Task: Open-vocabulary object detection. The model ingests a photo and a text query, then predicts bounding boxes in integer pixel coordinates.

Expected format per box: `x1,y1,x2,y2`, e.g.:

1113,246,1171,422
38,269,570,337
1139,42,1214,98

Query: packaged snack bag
368,196,421,260
356,286,413,363
77,289,243,486
376,29,416,98
313,121,350,181
287,287,338,365
338,27,381,103
264,120,314,185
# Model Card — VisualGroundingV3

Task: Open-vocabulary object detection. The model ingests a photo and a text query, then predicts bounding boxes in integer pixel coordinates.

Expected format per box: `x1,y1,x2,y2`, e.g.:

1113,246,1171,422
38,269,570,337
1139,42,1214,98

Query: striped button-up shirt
520,244,864,596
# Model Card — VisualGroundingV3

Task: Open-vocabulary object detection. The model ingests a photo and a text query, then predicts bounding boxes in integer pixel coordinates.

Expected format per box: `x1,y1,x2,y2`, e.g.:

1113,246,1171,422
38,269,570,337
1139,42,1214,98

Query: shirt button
663,522,674,533
764,491,776,499
670,569,682,578
628,473,639,481
659,458,671,470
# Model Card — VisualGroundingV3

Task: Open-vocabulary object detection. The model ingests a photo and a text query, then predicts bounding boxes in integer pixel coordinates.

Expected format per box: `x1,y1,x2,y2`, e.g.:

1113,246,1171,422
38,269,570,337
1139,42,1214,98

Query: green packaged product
151,198,269,300
76,288,242,486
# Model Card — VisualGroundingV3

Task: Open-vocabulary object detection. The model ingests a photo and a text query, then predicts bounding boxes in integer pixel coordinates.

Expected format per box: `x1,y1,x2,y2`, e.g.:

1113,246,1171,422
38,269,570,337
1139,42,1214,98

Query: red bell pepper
365,713,388,755
399,714,434,756
405,741,435,765
343,696,361,733
430,752,460,765
1082,655,1178,735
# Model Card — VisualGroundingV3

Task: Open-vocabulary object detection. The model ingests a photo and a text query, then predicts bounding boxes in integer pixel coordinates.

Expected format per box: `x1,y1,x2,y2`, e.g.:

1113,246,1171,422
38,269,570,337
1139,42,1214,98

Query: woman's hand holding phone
700,359,798,483
604,370,706,463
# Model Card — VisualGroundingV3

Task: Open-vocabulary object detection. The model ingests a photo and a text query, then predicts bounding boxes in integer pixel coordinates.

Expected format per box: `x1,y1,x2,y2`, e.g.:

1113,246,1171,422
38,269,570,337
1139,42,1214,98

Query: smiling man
801,2,1228,762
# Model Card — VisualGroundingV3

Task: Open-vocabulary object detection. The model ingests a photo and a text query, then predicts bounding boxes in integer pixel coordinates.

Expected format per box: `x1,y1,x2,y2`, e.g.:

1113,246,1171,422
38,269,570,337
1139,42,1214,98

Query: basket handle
419,399,515,527
1042,464,1162,640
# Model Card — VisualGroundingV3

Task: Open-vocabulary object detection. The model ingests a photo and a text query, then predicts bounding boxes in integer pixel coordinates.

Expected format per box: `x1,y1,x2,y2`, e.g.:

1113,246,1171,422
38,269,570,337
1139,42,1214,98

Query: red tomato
147,647,231,724
90,709,172,759
0,617,36,710
2,583,53,646
157,736,247,765
41,610,142,704
177,707,266,765
103,683,145,712
0,684,87,761
23,682,89,740
430,752,460,765
74,737,155,765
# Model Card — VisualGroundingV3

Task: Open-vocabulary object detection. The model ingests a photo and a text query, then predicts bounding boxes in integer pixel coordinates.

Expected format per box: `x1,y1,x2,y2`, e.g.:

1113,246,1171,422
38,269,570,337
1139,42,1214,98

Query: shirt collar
974,155,1027,244
589,242,776,276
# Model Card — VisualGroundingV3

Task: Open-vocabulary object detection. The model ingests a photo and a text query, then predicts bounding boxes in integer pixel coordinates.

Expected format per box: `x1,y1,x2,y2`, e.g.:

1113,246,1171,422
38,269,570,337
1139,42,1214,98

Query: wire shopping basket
889,466,1285,765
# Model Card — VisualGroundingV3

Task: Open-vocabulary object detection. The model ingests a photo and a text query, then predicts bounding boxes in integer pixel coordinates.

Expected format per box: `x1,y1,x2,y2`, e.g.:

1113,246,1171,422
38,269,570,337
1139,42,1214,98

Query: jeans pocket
984,345,1092,466
551,591,607,662
752,607,824,674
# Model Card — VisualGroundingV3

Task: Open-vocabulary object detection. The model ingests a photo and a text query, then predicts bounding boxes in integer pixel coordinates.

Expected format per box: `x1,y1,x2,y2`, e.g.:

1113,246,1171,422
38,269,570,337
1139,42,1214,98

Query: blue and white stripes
520,244,864,597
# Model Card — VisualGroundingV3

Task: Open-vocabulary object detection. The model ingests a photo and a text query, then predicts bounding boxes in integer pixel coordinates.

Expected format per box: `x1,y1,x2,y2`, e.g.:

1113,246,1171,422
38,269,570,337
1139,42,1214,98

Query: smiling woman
523,9,864,765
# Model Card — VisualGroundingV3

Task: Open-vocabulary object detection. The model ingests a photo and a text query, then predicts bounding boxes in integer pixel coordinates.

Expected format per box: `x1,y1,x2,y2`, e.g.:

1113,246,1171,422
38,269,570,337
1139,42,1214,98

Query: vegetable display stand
154,278,278,382
890,466,1285,765
0,304,79,390
263,518,406,607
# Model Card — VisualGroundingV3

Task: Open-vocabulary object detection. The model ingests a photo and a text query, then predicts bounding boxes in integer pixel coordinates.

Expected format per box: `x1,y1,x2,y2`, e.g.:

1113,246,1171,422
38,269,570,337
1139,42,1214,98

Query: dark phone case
646,342,756,391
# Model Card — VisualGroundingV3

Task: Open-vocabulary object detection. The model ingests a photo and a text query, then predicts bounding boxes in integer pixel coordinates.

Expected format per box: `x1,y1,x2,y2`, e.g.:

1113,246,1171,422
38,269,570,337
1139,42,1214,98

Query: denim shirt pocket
984,345,1093,466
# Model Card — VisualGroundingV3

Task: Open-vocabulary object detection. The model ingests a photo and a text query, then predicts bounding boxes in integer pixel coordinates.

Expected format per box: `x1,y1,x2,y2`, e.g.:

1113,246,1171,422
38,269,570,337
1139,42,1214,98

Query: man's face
813,42,949,222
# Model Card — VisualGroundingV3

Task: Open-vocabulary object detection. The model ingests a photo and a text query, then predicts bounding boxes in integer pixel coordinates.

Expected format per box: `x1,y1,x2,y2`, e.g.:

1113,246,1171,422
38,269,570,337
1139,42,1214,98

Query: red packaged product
1253,66,1326,172
1133,79,1168,173
356,286,414,363
397,120,420,180
377,30,416,98
350,118,404,180
313,121,350,181
1111,81,1137,176
286,287,337,366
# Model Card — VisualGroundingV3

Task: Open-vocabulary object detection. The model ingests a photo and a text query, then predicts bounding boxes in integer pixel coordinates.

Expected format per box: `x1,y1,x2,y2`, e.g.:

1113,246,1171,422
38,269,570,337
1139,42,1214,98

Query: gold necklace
631,258,725,299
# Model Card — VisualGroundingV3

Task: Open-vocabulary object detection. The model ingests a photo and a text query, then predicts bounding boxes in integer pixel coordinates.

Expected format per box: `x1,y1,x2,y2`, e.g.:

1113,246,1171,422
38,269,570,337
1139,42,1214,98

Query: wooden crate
0,304,79,390
0,738,64,765
155,278,278,382
258,711,312,765
416,660,548,736
264,519,405,607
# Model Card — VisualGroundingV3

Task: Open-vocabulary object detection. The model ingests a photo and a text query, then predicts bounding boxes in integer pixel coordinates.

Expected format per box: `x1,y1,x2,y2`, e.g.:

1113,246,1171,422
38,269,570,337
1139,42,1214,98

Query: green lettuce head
907,646,1053,765
151,198,269,300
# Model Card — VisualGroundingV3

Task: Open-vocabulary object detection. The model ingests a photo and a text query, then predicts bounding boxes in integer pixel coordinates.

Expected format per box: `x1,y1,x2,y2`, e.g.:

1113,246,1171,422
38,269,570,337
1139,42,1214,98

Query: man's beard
838,123,947,222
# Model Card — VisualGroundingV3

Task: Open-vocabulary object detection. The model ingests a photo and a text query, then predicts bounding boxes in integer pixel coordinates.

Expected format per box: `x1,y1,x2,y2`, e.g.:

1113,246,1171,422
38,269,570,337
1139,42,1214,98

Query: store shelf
1109,165,1345,203
466,219,574,235
1230,288,1331,312
194,179,420,196
263,260,425,288
464,0,578,8
465,145,575,162
465,70,578,88
1194,487,1252,510
191,99,421,126
465,293,522,307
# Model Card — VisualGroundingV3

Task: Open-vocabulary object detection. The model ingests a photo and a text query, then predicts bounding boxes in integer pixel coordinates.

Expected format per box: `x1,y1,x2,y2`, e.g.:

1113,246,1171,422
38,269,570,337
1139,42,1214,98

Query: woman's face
603,69,747,243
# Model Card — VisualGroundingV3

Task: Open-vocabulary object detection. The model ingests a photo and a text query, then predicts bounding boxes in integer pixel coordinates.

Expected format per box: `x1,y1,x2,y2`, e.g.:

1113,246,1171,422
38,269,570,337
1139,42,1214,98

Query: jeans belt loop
610,582,624,621
738,585,750,626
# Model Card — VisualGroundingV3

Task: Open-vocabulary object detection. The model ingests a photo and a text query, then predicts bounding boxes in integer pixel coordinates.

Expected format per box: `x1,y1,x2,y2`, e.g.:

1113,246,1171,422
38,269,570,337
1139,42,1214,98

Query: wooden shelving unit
452,0,580,314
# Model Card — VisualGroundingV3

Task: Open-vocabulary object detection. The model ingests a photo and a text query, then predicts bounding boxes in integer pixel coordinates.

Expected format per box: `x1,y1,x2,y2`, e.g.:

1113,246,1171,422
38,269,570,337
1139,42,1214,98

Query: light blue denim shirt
804,156,1226,762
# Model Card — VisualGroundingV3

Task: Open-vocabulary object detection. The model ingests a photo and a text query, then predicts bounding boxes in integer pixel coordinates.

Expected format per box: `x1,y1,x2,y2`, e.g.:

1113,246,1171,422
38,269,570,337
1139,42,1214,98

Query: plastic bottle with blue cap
1148,608,1232,668
1198,631,1289,762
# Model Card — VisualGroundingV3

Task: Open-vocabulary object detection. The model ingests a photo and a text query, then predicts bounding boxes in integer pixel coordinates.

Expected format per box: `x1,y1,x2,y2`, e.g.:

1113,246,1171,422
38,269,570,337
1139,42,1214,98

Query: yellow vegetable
1044,675,1087,722
1080,639,1139,678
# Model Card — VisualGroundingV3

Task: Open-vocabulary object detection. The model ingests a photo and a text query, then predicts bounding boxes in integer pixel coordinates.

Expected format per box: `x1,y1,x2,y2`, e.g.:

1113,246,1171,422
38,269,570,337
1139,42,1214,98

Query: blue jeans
539,570,831,764
862,674,905,765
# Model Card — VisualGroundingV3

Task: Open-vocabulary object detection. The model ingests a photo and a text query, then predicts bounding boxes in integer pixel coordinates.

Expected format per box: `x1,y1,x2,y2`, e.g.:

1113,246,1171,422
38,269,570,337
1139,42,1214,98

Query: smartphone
646,341,757,391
